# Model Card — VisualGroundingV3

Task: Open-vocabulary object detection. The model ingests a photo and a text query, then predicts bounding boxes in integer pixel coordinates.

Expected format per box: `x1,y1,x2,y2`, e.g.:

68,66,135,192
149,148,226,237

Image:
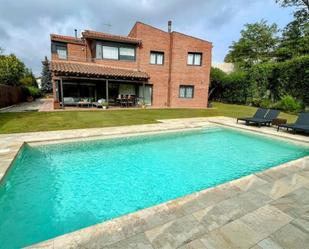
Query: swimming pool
0,127,308,248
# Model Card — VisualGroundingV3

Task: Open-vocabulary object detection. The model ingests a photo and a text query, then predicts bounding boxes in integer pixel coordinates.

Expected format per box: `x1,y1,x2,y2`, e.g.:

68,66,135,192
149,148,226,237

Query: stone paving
0,98,53,112
0,117,308,249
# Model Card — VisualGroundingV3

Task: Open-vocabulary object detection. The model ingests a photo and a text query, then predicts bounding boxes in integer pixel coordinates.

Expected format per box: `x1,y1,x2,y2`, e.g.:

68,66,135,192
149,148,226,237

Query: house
212,62,234,74
50,21,212,108
35,77,42,89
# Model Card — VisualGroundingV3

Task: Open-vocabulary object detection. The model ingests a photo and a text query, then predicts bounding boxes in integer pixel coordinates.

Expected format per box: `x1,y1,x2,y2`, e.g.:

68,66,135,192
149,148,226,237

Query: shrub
247,55,309,106
209,67,226,101
259,99,274,108
221,71,249,104
25,86,41,99
274,95,303,113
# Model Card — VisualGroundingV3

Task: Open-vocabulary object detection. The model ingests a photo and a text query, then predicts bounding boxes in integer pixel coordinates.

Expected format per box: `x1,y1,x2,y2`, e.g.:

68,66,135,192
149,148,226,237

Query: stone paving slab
0,117,308,248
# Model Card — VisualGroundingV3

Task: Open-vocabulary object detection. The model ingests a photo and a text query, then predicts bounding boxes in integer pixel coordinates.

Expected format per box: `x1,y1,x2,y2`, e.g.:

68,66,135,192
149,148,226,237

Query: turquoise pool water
0,128,308,248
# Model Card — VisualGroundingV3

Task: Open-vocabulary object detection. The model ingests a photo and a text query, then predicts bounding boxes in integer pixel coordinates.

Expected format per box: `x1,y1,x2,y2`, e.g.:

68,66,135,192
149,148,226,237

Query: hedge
210,55,309,106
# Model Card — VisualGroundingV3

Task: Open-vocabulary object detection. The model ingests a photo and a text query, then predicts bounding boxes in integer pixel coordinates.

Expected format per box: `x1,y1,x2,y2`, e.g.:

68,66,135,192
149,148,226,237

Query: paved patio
0,98,53,112
0,117,308,249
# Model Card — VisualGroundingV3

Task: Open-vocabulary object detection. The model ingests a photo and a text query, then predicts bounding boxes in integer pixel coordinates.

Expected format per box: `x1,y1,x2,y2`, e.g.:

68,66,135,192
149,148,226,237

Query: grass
0,102,296,134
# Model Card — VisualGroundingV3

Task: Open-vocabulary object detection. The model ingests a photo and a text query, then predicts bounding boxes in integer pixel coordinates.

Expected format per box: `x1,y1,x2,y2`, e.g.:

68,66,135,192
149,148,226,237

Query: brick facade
50,22,212,108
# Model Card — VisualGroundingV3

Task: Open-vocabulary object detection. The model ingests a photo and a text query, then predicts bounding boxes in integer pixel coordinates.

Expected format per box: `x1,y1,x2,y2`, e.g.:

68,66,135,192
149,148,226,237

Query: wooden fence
0,84,27,108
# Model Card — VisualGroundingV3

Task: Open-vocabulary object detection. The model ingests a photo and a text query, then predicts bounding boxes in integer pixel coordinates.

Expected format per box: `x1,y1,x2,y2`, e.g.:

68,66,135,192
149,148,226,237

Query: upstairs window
179,85,194,98
52,42,67,59
187,52,202,66
150,51,164,65
96,42,135,61
119,47,135,60
103,46,118,60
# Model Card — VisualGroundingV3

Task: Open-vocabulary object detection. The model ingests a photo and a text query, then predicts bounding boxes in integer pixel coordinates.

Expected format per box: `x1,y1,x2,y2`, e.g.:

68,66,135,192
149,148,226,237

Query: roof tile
51,61,149,80
82,30,141,44
51,34,84,45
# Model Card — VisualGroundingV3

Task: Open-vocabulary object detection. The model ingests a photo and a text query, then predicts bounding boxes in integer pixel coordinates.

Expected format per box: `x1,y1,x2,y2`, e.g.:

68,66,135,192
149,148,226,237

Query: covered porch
51,61,151,109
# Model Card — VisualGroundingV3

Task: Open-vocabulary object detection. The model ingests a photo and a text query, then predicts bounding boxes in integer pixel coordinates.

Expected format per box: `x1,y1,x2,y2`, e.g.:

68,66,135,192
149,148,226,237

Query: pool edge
0,117,308,248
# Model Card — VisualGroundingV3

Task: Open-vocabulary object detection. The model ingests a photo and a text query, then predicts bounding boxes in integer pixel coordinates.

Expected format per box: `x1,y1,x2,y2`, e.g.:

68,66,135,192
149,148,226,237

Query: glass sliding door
139,85,152,105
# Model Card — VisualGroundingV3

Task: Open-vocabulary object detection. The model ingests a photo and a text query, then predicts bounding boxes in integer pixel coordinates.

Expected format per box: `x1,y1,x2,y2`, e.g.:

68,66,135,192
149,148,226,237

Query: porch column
142,81,145,104
94,84,97,101
105,79,109,105
60,78,64,108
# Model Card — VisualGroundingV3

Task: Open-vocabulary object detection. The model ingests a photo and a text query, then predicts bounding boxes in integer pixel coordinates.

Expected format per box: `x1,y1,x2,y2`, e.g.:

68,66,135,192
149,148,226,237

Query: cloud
0,0,291,75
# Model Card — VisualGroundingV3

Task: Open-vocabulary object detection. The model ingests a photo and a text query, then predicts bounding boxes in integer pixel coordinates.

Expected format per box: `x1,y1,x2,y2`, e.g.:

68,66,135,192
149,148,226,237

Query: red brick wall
169,32,211,108
68,43,86,61
132,23,171,107
51,43,86,61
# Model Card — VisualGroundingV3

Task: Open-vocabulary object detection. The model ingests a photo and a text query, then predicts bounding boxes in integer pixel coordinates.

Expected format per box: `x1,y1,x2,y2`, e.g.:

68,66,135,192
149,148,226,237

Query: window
103,46,119,60
95,42,135,61
51,42,67,60
150,51,164,65
119,47,135,60
56,45,67,59
179,85,194,98
187,52,202,66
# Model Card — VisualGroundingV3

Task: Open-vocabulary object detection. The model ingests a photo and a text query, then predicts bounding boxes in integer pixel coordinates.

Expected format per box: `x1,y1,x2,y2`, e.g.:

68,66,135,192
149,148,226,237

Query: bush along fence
0,84,27,108
209,55,309,112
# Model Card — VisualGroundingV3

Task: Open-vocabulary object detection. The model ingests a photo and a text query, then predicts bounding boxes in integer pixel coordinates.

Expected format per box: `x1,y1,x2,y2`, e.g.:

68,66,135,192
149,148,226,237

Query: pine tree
41,56,52,93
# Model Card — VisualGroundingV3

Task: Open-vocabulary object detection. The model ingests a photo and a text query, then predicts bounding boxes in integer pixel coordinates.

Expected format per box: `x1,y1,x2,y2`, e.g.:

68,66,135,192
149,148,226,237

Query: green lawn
0,102,296,134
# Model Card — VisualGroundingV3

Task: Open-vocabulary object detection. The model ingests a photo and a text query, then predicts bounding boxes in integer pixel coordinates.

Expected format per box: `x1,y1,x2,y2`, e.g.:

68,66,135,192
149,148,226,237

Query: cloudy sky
0,0,294,75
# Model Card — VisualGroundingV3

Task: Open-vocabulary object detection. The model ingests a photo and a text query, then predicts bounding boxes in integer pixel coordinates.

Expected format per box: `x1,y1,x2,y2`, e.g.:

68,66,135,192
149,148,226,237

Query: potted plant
102,101,109,109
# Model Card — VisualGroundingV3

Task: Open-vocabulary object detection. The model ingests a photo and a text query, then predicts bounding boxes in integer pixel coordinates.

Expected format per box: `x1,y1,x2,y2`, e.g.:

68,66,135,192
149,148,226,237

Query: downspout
167,21,173,107
60,77,64,109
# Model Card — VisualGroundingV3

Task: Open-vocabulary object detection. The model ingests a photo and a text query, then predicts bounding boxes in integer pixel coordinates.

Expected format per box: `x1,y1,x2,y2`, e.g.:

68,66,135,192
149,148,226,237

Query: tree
41,56,52,93
19,68,38,87
224,20,279,69
275,0,309,60
276,0,309,10
0,53,25,85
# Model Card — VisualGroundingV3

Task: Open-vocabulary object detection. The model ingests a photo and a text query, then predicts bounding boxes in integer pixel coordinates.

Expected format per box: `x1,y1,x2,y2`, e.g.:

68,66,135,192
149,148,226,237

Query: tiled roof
51,61,149,80
82,30,141,45
50,34,84,45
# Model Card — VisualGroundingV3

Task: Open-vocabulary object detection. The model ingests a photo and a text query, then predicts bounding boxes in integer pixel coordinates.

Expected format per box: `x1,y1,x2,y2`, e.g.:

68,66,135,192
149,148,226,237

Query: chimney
74,29,78,39
168,20,172,33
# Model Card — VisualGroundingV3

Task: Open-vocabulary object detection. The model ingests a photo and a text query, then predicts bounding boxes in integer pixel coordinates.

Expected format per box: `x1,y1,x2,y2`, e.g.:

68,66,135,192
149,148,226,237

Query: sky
0,0,295,76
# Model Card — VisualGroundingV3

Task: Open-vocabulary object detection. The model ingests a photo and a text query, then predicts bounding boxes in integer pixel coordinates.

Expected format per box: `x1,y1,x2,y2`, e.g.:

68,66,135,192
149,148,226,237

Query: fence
0,84,27,108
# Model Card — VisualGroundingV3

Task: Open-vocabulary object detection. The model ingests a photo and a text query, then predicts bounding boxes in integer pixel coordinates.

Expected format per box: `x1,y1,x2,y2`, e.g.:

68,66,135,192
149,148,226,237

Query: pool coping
0,117,308,248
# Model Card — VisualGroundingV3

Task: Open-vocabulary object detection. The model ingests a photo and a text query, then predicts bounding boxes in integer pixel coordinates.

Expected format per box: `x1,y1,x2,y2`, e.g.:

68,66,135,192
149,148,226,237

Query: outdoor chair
278,112,309,133
237,109,280,127
237,108,268,124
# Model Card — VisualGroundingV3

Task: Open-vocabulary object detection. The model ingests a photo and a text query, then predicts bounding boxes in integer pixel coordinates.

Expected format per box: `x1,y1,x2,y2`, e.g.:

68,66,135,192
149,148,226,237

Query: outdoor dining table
77,101,92,108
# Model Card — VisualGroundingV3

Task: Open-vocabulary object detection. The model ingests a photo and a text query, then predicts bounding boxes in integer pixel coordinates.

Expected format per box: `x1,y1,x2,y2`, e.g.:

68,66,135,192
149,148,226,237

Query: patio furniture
237,109,280,127
278,112,309,133
120,97,128,107
92,98,105,108
127,95,135,107
272,118,287,126
237,108,268,124
77,98,92,108
63,97,79,107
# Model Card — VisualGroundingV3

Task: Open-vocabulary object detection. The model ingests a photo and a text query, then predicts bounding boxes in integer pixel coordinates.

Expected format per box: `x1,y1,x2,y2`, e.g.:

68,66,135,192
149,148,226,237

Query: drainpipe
60,78,64,109
167,20,173,107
